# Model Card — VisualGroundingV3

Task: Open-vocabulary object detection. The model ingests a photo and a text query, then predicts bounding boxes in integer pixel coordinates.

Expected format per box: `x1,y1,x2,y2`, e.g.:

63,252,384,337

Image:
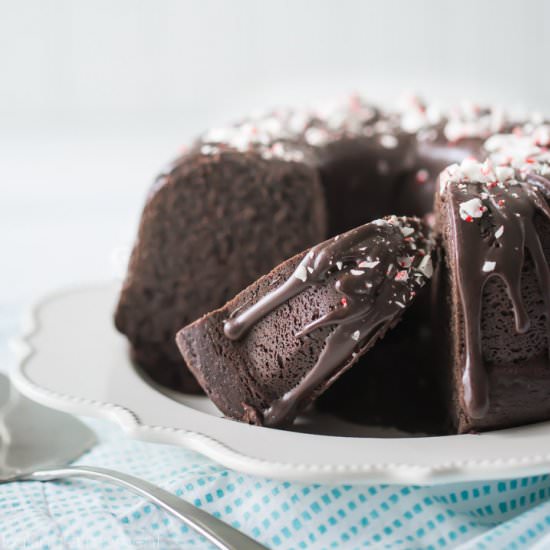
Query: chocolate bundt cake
435,130,550,433
172,122,550,434
176,216,435,428
116,95,518,393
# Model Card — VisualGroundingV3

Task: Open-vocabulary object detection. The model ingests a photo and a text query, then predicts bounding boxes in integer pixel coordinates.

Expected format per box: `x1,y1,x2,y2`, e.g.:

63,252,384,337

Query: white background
0,0,549,352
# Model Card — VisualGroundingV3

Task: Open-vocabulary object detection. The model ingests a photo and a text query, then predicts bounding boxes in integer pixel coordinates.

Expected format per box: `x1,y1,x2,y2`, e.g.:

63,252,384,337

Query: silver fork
2,465,266,550
0,373,267,550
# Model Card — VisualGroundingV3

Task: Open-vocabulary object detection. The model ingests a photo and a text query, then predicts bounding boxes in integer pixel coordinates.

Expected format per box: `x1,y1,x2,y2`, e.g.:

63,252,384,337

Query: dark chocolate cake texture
115,152,326,392
177,216,434,428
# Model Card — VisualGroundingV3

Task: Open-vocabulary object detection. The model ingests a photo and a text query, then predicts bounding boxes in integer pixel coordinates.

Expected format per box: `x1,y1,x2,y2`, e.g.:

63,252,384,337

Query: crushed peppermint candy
495,166,514,182
400,226,415,237
304,127,328,146
379,134,399,149
294,265,308,282
444,103,506,143
197,93,421,163
484,127,550,179
482,261,496,273
397,94,442,133
459,198,485,222
200,144,218,155
358,260,380,269
394,270,409,282
440,163,461,193
196,96,549,188
460,158,485,181
397,256,413,268
533,125,550,147
416,255,433,278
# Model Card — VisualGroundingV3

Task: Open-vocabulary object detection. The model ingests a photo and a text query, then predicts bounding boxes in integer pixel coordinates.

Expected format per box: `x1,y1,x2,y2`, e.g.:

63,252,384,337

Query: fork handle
25,465,267,550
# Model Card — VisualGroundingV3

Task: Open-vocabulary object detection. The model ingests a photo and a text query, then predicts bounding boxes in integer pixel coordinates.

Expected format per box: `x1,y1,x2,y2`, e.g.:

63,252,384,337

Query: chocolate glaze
223,217,434,427
445,173,550,419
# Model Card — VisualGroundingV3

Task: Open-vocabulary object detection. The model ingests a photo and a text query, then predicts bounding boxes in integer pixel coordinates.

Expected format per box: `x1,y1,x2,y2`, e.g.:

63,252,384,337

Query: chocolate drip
224,217,433,427
448,176,550,419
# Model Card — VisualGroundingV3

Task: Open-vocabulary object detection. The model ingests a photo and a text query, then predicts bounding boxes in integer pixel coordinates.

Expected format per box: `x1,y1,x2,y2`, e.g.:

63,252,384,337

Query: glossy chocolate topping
223,216,434,427
441,157,550,419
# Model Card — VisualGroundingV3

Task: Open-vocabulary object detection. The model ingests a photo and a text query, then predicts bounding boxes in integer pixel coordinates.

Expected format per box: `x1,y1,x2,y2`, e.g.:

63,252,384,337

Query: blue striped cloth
3,308,550,549
1,417,550,549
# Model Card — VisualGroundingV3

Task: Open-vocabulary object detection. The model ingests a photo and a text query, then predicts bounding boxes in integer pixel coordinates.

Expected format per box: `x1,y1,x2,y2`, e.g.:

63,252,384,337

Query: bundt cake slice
435,143,550,433
176,216,435,428
115,149,326,392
